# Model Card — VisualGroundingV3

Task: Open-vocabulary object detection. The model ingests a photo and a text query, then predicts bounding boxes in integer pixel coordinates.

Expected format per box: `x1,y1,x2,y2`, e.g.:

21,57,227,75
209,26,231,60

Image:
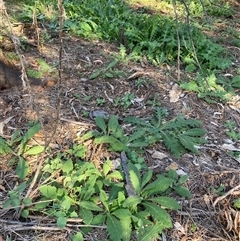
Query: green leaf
100,190,109,211
120,216,132,241
16,157,29,180
141,170,153,189
39,185,57,199
105,59,118,70
95,116,107,134
24,145,45,155
61,199,71,211
70,232,83,241
128,129,146,143
108,115,120,135
143,201,172,228
80,201,103,211
122,196,142,208
162,132,185,158
80,208,93,225
23,197,32,205
107,214,122,241
183,128,206,136
80,131,98,141
173,186,191,198
57,216,67,228
21,209,29,218
89,70,101,79
94,136,126,151
18,122,41,154
128,162,141,195
179,134,199,154
138,223,163,241
113,209,132,219
103,159,112,176
0,137,14,155
142,177,173,197
149,197,181,210
62,159,73,174
107,170,124,180
91,213,106,225
178,174,189,184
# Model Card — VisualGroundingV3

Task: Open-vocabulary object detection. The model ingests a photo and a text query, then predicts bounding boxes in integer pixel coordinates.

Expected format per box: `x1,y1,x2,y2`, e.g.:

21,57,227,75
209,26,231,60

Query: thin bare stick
172,0,181,80
213,183,240,208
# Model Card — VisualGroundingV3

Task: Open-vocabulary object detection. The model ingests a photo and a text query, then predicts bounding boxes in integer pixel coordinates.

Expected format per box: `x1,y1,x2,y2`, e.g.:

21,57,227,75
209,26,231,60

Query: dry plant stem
0,218,106,229
33,1,41,50
181,0,203,72
213,183,240,208
23,0,65,209
60,117,96,126
172,0,181,81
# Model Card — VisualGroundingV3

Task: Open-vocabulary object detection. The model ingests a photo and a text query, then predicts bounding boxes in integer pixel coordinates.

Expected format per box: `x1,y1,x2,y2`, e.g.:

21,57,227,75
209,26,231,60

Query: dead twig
213,183,240,208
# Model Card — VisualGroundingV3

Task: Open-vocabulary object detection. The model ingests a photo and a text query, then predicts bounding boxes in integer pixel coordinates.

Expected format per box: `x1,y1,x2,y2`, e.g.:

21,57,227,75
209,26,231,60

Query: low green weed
82,108,207,158
224,120,240,142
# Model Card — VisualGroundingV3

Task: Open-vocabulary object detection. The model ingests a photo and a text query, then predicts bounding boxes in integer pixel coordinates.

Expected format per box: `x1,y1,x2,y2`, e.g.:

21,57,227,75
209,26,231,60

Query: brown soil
0,1,240,241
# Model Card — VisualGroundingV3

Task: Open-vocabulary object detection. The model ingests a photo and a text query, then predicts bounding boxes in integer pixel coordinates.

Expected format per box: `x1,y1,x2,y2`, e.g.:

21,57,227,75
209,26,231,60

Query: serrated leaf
80,201,103,211
143,201,172,228
183,128,206,136
173,186,191,197
128,129,146,143
80,208,93,225
179,134,199,154
16,157,29,180
149,196,181,210
141,170,153,189
162,132,185,158
128,162,141,195
142,177,173,197
24,145,45,155
95,116,107,133
120,216,132,241
107,170,124,180
125,116,151,127
138,223,163,241
94,136,126,151
107,214,122,241
122,196,142,208
57,216,67,228
113,209,132,219
39,185,57,199
62,159,73,174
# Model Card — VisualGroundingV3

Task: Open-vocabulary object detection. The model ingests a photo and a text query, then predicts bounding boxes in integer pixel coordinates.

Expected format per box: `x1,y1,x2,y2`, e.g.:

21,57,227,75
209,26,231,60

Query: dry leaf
169,84,182,103
151,150,168,159
174,221,186,234
221,144,240,152
127,71,145,80
165,162,178,171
